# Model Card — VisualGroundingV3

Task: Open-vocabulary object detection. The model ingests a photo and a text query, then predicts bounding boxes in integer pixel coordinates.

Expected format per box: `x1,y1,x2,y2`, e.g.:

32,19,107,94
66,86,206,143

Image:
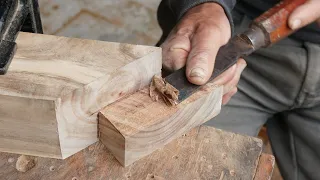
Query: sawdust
229,169,235,176
15,155,35,172
145,174,165,180
149,75,179,106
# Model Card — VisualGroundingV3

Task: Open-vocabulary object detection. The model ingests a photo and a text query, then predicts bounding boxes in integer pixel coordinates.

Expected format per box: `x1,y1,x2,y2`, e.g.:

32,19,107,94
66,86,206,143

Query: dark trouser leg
267,42,320,180
268,108,320,180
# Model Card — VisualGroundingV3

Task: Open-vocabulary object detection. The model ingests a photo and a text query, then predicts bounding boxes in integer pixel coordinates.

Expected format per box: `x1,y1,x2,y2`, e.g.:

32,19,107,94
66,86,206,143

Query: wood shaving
16,155,35,172
149,75,179,106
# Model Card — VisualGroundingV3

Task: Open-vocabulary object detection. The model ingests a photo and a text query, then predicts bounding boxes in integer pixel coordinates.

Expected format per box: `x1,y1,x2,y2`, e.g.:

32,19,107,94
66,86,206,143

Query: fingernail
290,19,301,30
189,67,206,79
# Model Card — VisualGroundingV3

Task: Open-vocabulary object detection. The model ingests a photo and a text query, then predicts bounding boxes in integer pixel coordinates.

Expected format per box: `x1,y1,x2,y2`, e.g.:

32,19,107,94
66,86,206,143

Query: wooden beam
99,80,223,166
0,32,162,159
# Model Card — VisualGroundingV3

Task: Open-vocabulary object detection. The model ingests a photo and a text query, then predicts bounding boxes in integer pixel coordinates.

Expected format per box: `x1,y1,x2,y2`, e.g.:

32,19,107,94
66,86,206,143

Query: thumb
288,0,320,30
186,25,227,85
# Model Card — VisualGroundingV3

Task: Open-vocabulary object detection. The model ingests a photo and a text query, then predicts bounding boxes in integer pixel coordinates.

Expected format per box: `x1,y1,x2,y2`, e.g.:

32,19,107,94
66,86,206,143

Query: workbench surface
0,126,274,180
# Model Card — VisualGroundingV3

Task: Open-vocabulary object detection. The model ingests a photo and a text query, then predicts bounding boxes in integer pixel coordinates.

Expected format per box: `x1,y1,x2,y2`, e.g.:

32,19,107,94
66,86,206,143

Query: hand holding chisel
161,0,318,105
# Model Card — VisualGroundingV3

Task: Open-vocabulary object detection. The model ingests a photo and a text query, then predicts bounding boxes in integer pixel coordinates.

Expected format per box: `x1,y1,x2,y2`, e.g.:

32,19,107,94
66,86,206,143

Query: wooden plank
99,81,224,166
254,153,275,180
0,32,162,159
0,126,264,180
0,95,60,158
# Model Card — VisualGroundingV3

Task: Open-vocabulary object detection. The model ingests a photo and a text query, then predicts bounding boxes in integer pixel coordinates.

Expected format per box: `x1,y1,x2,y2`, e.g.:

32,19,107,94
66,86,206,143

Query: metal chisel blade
164,35,255,103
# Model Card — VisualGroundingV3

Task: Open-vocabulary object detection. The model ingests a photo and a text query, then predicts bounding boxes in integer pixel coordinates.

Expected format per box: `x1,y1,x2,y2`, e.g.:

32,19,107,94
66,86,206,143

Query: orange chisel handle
253,0,307,46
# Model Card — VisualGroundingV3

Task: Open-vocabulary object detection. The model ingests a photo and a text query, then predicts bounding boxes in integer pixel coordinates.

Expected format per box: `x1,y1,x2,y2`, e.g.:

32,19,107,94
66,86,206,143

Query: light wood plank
99,81,223,166
0,32,162,159
0,95,60,158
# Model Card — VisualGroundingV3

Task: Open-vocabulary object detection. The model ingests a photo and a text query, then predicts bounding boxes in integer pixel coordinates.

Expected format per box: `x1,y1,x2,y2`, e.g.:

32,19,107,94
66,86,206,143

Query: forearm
169,0,236,22
157,0,236,46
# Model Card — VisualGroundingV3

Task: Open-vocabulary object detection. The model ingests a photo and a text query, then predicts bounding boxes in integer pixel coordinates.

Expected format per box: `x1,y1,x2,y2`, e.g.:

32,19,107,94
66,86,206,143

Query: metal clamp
0,0,43,75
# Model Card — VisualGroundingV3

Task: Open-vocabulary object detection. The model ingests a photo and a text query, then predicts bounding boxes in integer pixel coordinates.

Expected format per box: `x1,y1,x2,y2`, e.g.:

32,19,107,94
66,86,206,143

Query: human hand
288,0,320,30
160,3,247,105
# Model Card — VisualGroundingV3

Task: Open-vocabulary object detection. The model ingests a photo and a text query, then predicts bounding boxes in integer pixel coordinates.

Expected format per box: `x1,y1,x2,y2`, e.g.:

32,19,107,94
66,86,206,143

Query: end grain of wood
99,85,223,166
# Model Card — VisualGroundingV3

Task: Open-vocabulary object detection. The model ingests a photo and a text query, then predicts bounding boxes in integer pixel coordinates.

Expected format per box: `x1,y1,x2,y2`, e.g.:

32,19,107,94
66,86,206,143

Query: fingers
186,25,223,85
222,59,247,95
222,87,237,105
288,0,320,30
161,2,231,85
161,27,192,72
213,64,237,86
220,59,247,105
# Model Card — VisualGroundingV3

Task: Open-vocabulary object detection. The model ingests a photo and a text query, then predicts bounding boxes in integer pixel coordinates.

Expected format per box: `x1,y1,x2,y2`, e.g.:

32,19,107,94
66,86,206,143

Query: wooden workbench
0,126,274,180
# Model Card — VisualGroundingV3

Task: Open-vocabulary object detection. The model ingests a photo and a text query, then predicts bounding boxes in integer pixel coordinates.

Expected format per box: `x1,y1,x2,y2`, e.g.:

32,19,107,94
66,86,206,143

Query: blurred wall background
38,0,162,46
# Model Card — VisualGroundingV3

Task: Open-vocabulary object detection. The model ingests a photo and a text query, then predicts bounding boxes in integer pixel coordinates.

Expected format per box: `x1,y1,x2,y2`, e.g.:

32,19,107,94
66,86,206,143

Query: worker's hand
161,3,247,105
288,0,320,30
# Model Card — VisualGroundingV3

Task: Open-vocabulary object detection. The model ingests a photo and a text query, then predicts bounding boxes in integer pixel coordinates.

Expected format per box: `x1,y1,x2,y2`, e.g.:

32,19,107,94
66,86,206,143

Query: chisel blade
164,35,255,103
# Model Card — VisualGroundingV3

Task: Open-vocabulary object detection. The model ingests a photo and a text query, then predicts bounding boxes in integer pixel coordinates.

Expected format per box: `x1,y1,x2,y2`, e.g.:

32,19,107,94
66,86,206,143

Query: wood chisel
164,0,309,104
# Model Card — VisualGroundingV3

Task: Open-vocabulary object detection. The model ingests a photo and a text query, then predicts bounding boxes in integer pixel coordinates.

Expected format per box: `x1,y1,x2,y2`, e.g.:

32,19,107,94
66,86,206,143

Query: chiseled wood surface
0,126,268,180
0,32,162,159
99,82,224,166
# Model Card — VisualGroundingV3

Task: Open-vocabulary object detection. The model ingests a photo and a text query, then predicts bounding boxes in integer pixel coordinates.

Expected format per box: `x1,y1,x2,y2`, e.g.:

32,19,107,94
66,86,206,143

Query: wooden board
253,153,275,180
0,32,162,159
99,83,223,166
0,126,268,180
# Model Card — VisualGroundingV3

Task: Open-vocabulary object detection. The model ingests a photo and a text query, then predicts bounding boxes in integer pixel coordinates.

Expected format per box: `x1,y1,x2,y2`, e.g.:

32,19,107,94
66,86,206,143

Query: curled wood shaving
149,75,179,106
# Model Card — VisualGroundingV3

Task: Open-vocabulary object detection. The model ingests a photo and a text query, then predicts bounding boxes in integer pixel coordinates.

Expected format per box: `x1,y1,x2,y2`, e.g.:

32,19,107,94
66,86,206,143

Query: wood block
0,126,266,180
99,80,223,166
0,32,162,159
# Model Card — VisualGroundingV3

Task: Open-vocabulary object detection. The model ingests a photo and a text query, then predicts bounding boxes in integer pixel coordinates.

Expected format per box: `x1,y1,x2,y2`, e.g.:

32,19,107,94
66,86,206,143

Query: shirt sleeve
156,0,237,46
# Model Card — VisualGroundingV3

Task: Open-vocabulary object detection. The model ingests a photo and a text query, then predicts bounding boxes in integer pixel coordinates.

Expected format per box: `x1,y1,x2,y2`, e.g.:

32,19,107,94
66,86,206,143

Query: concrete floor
38,0,162,46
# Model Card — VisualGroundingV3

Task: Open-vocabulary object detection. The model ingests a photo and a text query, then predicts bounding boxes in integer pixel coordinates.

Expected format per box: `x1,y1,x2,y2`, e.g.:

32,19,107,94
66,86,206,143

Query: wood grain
0,126,266,180
99,81,223,166
0,32,162,159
